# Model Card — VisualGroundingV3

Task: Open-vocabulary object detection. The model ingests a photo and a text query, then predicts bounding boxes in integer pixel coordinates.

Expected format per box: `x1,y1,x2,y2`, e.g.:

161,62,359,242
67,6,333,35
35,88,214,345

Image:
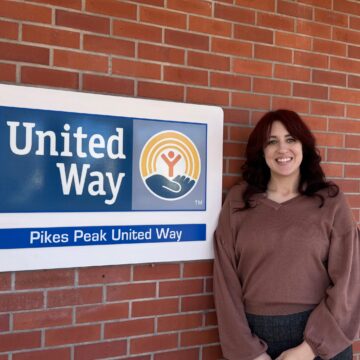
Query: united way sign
0,84,223,271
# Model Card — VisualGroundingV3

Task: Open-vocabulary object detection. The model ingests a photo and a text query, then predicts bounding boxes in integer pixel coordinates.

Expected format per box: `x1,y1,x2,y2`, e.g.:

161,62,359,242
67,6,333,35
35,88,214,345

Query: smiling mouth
276,157,292,164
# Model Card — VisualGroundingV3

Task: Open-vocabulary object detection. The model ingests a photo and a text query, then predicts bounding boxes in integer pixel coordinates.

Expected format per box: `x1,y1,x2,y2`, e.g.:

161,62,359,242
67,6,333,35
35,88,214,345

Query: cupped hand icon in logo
140,131,201,200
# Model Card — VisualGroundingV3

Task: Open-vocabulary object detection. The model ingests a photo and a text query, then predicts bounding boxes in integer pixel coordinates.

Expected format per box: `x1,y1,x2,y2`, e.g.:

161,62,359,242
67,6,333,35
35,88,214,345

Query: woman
213,109,360,360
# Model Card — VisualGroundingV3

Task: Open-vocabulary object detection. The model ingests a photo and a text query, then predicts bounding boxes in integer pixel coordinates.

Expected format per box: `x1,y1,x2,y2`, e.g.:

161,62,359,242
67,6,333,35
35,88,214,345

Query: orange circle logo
139,131,201,200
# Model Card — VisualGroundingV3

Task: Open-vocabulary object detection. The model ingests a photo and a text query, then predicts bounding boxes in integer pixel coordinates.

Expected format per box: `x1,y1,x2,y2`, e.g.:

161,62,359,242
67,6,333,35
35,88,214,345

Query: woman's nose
277,141,288,151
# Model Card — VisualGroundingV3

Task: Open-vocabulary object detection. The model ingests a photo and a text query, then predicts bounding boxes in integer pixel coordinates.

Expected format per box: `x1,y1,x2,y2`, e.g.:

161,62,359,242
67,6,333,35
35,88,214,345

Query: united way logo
140,131,201,200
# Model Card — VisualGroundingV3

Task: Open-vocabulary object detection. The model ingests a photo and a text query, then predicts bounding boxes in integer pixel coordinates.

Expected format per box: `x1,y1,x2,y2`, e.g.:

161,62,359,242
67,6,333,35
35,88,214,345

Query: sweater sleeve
304,193,360,360
213,188,268,360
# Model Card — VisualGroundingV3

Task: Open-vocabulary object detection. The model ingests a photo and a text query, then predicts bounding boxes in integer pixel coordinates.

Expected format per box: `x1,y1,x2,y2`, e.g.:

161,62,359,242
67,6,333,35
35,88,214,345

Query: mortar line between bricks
41,328,45,347
108,55,112,77
79,72,83,91
9,312,13,333
110,17,113,37
51,4,55,26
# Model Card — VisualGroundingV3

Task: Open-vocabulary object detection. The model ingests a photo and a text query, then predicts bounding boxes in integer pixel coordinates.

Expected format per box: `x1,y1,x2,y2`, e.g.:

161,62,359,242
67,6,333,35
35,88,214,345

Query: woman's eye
287,138,296,143
267,139,277,145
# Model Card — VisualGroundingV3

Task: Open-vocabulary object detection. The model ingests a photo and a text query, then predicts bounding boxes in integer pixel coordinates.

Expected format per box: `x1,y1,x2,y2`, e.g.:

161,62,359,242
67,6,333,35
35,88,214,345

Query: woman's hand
275,341,315,360
254,353,272,360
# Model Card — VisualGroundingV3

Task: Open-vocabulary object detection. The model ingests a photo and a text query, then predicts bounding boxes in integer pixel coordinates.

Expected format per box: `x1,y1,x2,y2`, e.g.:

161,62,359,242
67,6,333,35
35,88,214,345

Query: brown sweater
213,183,360,360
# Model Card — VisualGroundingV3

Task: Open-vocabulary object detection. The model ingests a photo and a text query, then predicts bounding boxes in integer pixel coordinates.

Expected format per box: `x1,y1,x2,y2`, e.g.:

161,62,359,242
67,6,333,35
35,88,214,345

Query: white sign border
0,84,223,272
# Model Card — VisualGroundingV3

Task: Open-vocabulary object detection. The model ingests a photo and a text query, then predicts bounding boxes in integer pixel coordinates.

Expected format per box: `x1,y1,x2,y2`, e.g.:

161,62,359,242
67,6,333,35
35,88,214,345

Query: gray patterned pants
245,310,352,360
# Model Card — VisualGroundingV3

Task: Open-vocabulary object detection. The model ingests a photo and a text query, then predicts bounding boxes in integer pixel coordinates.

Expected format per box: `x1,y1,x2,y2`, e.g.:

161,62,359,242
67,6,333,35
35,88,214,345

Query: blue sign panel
0,224,206,249
0,106,206,213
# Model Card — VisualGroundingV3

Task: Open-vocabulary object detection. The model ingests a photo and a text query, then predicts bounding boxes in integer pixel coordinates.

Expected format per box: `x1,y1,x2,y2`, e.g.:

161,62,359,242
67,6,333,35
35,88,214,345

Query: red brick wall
0,0,359,359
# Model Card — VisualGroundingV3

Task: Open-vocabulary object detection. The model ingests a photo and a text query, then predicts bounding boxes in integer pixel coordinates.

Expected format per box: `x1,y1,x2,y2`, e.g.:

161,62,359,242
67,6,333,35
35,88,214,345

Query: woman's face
263,121,303,180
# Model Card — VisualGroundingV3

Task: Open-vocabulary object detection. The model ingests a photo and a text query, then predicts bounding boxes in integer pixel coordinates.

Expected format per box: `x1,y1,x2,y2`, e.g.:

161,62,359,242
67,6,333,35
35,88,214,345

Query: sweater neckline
260,193,302,210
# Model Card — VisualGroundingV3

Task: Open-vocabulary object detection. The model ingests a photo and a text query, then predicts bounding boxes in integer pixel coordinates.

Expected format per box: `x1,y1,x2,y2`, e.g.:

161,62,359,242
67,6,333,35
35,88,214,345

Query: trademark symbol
195,199,203,206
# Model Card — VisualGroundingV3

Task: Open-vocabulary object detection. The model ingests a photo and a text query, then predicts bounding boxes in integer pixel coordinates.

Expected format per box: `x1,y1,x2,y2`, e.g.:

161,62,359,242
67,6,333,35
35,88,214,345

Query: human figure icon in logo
140,131,201,201
146,148,194,199
161,150,181,178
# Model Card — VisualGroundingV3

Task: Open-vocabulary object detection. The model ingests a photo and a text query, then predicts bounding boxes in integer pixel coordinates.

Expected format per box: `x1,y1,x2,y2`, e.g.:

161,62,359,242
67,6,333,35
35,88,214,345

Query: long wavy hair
240,109,338,209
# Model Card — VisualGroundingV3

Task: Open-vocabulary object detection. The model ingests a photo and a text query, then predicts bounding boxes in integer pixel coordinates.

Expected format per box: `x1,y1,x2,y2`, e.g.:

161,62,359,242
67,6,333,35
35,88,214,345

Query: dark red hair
240,109,338,209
